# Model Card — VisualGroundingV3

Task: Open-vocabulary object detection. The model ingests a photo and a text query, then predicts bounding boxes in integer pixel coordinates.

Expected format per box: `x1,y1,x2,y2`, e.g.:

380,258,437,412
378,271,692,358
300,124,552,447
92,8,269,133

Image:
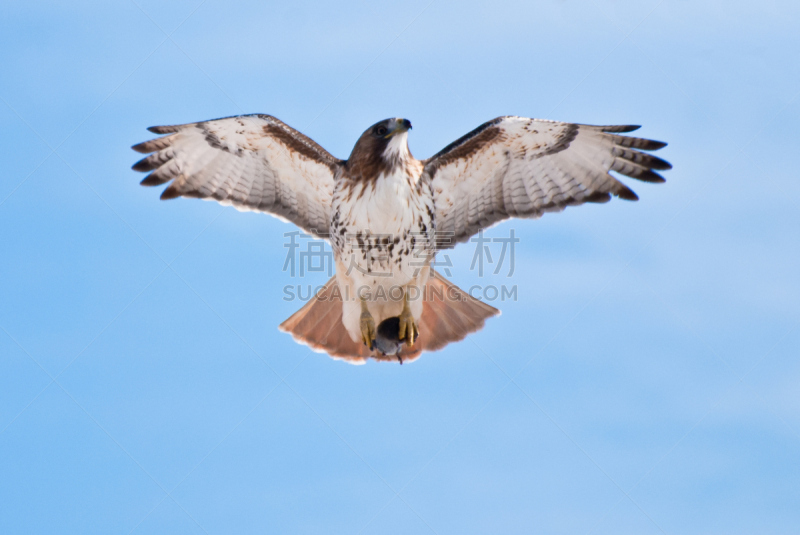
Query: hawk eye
375,126,388,136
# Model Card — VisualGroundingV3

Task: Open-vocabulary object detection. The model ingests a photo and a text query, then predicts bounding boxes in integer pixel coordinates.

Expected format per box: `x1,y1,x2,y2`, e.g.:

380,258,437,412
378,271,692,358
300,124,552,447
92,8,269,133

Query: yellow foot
398,308,419,347
360,310,376,350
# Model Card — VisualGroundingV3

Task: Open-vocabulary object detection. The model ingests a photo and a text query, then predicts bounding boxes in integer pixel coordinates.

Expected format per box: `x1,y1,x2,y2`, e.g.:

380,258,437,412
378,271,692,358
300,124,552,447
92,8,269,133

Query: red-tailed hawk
132,115,670,364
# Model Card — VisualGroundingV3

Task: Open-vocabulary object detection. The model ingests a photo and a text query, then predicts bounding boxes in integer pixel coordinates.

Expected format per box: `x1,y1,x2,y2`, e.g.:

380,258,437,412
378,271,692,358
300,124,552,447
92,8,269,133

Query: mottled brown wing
132,114,342,239
422,116,671,249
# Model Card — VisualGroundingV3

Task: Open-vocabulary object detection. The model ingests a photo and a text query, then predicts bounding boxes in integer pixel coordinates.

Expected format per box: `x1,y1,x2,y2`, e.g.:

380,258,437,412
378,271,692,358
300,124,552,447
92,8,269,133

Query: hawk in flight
132,115,670,364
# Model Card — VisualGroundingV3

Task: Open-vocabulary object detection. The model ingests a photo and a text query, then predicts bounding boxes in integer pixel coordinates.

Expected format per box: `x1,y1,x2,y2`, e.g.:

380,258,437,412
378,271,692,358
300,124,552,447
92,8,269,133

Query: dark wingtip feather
131,141,151,154
616,185,639,201
160,185,181,200
605,125,641,133
609,134,668,151
636,170,666,184
614,147,673,170
140,174,169,187
648,156,672,170
147,125,183,134
131,135,175,154
132,156,155,172
585,192,612,203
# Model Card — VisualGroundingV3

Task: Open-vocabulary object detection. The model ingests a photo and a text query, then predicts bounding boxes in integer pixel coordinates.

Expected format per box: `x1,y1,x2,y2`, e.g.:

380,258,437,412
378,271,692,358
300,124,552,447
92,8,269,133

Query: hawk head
345,118,413,181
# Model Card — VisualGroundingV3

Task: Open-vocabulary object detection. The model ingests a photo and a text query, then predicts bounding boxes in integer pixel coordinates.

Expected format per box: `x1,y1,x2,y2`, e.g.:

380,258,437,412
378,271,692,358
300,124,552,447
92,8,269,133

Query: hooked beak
386,118,412,137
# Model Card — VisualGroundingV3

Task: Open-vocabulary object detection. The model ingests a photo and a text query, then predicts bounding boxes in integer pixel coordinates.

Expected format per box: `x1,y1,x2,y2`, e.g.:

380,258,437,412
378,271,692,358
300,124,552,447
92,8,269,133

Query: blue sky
1,0,799,533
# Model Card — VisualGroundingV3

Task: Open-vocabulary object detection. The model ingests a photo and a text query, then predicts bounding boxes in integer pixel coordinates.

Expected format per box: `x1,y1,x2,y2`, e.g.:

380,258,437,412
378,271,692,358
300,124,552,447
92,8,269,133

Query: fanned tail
279,271,500,364
278,276,372,364
412,271,501,354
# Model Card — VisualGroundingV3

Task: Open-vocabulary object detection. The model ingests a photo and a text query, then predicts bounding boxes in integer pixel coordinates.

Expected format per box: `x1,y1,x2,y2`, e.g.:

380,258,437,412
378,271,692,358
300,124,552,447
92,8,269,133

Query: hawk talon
360,311,376,350
398,308,418,347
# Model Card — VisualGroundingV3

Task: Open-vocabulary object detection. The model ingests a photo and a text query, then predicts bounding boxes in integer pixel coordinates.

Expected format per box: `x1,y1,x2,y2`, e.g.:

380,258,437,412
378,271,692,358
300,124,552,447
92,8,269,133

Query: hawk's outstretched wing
132,114,342,239
422,116,671,248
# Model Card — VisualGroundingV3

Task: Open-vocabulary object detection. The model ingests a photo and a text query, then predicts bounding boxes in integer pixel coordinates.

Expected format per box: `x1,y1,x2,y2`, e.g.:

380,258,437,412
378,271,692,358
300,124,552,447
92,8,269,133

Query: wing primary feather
585,191,612,203
131,135,176,154
140,158,181,187
613,147,672,170
147,125,186,134
140,173,170,187
132,156,154,172
160,184,181,200
615,183,639,201
631,170,666,183
611,159,667,183
132,150,173,172
599,125,641,133
608,134,667,151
